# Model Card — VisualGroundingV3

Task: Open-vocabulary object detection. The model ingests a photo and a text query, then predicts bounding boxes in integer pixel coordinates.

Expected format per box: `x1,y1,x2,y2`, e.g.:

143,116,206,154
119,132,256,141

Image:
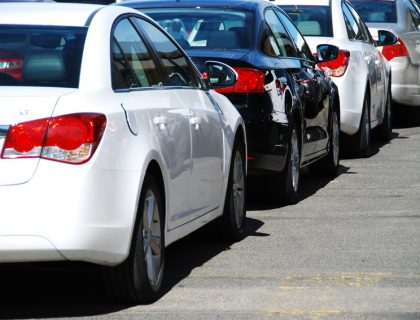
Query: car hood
0,87,75,186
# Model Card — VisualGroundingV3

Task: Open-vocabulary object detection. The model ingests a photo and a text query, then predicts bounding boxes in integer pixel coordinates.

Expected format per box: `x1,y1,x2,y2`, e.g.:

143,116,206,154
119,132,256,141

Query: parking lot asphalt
0,111,419,320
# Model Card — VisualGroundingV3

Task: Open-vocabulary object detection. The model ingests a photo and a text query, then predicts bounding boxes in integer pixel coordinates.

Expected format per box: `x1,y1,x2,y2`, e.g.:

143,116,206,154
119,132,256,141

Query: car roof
121,0,271,11
0,3,103,26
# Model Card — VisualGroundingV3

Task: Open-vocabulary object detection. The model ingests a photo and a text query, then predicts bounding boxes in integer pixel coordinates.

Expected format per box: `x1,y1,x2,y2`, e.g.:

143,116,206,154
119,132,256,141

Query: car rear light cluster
1,113,106,164
0,58,23,80
214,67,265,93
317,50,350,77
381,37,409,61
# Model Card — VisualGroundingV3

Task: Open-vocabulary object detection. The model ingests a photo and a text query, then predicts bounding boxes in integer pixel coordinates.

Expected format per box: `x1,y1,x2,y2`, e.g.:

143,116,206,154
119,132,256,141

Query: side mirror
375,30,398,47
204,61,237,89
315,44,339,63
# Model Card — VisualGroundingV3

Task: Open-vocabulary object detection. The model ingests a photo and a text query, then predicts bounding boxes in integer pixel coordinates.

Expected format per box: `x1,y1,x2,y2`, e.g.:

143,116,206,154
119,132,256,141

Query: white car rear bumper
0,160,140,266
391,57,420,107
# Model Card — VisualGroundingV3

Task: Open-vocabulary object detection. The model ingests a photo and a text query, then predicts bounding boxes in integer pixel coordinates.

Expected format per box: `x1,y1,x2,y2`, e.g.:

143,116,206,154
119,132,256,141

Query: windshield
280,5,333,37
350,0,397,23
0,26,87,87
141,8,253,50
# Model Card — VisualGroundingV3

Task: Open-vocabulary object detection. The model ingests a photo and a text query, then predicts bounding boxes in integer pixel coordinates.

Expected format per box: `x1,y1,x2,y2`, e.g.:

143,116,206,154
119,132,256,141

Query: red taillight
3,118,49,156
382,37,409,61
215,67,265,93
1,113,106,164
317,50,350,77
0,58,23,80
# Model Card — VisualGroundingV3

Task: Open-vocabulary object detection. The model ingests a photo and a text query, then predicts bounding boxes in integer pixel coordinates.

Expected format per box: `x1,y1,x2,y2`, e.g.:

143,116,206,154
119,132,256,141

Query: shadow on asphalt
247,164,351,211
0,218,264,319
392,104,420,129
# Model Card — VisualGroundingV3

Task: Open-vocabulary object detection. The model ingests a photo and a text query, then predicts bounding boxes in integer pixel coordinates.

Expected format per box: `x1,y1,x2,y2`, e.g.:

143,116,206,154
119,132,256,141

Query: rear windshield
280,5,333,37
0,26,87,88
141,8,253,50
350,0,397,23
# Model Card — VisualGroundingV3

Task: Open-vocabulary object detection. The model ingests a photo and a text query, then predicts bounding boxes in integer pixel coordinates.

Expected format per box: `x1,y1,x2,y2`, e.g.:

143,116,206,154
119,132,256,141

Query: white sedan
0,3,247,303
277,0,397,157
350,0,420,107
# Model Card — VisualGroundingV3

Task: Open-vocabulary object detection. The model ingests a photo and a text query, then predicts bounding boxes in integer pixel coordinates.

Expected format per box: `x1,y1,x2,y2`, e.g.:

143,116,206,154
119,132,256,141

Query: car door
346,1,387,121
265,9,324,161
133,18,225,220
111,17,193,230
342,1,382,122
276,9,331,156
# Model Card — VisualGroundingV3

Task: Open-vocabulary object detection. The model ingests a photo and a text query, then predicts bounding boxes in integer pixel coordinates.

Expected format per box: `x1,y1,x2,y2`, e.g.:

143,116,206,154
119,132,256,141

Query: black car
122,0,341,204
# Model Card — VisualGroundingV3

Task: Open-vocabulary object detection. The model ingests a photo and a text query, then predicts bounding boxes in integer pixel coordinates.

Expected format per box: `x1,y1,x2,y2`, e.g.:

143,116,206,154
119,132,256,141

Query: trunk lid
400,31,420,65
0,87,75,186
304,37,334,54
186,49,251,72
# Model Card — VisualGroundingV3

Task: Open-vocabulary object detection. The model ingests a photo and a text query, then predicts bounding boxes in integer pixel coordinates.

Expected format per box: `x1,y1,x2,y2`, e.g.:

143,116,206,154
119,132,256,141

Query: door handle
190,115,201,130
153,116,168,130
364,56,371,62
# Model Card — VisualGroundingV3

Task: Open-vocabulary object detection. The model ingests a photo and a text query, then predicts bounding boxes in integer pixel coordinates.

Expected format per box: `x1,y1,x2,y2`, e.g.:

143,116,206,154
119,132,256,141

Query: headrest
206,30,240,49
297,21,322,36
369,12,385,22
22,50,66,82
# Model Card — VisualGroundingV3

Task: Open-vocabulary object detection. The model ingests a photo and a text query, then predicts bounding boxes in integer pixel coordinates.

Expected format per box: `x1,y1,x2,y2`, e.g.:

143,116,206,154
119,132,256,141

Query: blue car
121,0,341,205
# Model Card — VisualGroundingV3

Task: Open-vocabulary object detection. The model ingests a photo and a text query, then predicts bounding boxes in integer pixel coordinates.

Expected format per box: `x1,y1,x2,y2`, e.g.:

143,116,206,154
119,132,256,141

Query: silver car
351,0,420,107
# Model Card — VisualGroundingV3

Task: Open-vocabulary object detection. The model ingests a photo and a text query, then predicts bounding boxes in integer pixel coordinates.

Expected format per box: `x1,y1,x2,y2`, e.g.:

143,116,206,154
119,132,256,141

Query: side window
276,10,314,60
342,2,366,41
112,18,162,90
346,3,373,43
132,17,197,87
408,0,420,29
264,9,298,58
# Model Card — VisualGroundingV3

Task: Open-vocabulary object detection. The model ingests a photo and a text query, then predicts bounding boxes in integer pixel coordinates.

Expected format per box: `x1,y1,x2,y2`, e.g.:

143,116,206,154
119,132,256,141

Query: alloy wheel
232,149,245,228
363,103,370,148
290,129,300,193
332,112,340,167
142,191,162,286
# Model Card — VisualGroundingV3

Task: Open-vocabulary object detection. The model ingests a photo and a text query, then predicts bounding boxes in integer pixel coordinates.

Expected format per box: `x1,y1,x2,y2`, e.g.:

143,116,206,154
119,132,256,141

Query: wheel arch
125,157,167,262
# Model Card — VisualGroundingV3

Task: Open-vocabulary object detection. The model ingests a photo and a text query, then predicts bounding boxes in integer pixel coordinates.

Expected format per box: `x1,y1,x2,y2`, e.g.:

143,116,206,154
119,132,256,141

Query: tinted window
276,10,314,59
0,26,86,88
141,8,253,50
112,18,162,89
342,2,367,41
407,0,420,28
281,5,333,37
133,18,197,87
350,0,397,23
264,9,298,57
346,3,373,42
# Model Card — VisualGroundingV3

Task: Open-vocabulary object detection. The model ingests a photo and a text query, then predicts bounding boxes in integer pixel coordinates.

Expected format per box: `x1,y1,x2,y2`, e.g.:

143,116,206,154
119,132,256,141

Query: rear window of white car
140,8,253,50
281,6,333,37
0,26,87,88
350,0,397,23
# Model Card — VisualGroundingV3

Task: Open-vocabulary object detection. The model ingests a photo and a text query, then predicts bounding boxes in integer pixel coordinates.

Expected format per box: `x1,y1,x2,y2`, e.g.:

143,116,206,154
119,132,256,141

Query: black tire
348,93,371,158
221,138,247,241
103,174,165,304
376,87,392,141
309,107,340,177
267,121,301,205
